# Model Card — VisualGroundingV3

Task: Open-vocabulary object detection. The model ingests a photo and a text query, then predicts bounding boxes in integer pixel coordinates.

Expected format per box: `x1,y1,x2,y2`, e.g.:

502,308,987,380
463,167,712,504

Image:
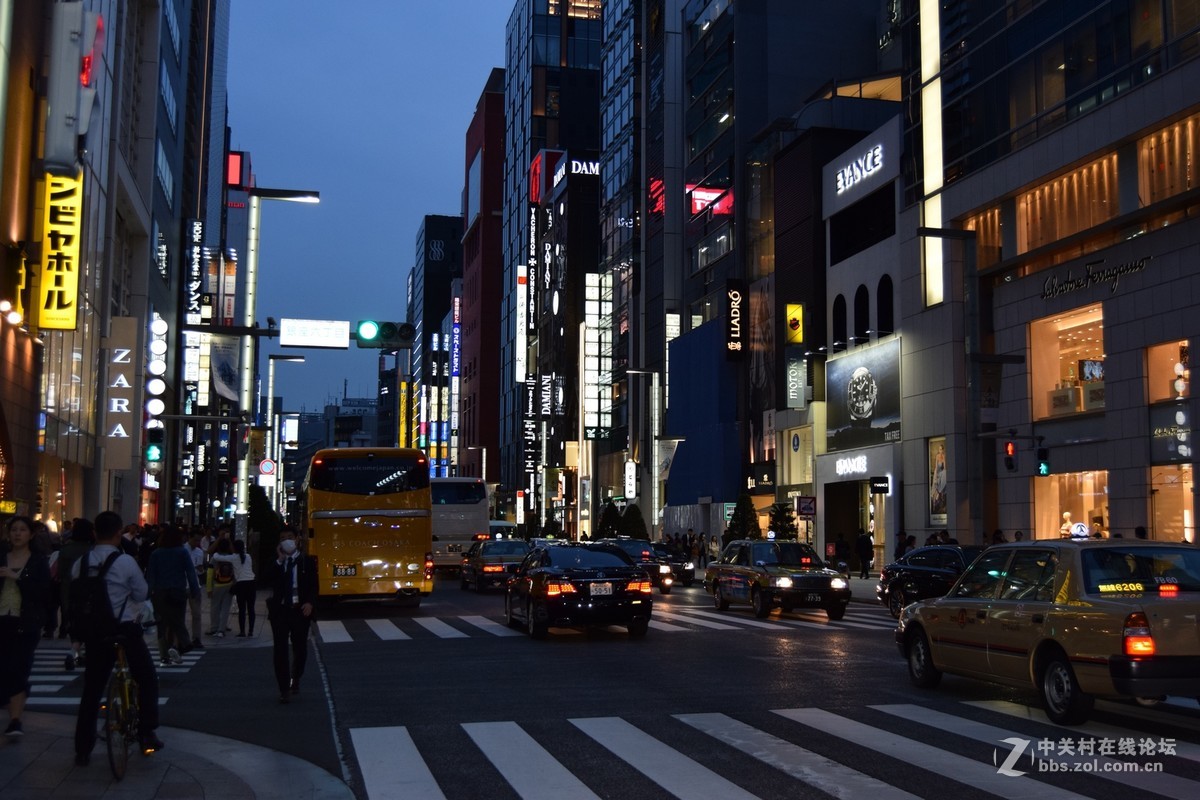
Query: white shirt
232,553,255,583
71,544,148,623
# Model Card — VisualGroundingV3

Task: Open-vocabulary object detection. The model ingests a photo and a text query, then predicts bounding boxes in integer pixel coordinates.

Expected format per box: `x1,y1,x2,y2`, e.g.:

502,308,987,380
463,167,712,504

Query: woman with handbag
146,526,201,666
0,515,52,738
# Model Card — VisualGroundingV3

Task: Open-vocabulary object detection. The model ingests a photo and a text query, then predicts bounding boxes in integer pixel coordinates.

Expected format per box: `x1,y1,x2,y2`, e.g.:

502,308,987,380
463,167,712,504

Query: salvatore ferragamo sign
1041,256,1149,300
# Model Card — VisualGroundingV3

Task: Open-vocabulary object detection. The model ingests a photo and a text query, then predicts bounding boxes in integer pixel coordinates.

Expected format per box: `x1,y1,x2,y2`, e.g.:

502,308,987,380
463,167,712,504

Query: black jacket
266,553,318,609
1,552,51,634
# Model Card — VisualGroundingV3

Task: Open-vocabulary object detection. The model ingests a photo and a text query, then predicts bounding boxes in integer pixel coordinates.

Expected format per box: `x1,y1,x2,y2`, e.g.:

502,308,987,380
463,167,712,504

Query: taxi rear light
1123,612,1155,656
482,565,504,573
628,580,652,593
546,581,577,596
1159,583,1179,596
473,533,489,540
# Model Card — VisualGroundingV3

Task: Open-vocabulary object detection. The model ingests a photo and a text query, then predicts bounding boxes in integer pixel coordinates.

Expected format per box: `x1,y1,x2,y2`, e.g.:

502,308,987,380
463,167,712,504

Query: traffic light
1036,447,1050,476
1003,440,1018,472
145,427,165,464
354,320,416,349
45,1,103,174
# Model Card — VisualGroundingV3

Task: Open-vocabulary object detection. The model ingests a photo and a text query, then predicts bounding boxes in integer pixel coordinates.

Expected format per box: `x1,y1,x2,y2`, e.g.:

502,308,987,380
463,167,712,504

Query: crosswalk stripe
30,685,64,693
570,716,758,800
463,720,600,800
365,619,410,640
316,620,353,643
27,675,76,682
648,618,690,631
787,613,880,630
351,726,446,800
774,707,1089,800
658,609,772,630
1094,699,1200,734
413,617,469,638
872,703,1200,797
459,615,523,637
964,700,1200,764
677,712,920,800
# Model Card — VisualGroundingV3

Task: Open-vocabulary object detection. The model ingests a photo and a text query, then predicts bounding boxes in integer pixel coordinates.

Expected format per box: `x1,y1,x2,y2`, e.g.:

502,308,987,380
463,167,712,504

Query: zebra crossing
24,644,206,708
314,603,897,643
348,699,1200,800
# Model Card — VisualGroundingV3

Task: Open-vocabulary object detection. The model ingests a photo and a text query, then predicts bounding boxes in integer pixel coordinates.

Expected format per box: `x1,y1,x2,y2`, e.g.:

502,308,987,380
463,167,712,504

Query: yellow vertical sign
785,304,804,344
39,171,84,330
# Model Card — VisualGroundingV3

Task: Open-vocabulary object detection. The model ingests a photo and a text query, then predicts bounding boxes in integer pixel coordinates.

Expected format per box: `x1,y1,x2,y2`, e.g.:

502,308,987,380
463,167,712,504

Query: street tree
725,493,760,545
768,502,799,539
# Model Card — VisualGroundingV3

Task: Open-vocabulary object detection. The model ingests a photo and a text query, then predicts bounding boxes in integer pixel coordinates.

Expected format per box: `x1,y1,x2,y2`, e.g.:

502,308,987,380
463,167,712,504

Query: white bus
430,477,491,571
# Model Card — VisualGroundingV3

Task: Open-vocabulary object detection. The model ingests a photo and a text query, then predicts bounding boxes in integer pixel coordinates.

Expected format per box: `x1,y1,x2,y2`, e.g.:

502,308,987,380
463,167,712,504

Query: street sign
723,502,737,523
259,459,276,476
796,496,817,517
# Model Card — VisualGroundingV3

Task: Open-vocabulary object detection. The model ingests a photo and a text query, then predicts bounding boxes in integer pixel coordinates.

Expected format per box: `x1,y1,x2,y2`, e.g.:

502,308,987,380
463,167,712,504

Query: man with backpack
70,510,163,766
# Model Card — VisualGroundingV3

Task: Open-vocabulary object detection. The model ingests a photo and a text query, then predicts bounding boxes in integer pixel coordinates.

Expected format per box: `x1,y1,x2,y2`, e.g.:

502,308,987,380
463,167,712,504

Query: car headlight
774,576,794,589
659,564,672,574
684,562,695,570
830,577,848,590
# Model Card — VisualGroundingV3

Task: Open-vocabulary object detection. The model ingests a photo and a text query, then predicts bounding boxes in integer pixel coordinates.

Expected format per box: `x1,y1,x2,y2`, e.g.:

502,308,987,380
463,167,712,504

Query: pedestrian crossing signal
1003,441,1017,472
1036,447,1050,476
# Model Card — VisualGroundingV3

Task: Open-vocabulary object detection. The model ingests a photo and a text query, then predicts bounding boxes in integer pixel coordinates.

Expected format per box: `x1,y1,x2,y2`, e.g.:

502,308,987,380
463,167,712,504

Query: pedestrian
37,521,62,638
58,518,95,670
72,510,163,764
267,526,317,704
231,538,257,637
206,538,238,637
834,533,850,576
1013,530,1025,542
854,527,874,579
991,528,1008,545
186,531,206,650
146,526,200,666
1,515,52,738
1134,525,1148,540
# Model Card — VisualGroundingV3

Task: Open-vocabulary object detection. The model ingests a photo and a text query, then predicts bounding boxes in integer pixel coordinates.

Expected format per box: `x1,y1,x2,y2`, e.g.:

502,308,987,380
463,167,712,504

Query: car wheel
751,588,771,618
627,619,649,639
659,584,672,595
504,593,520,628
887,587,907,619
1041,652,1093,725
825,604,847,621
460,572,470,591
907,629,942,689
683,578,695,588
713,584,730,611
780,601,794,613
526,600,548,639
473,575,484,594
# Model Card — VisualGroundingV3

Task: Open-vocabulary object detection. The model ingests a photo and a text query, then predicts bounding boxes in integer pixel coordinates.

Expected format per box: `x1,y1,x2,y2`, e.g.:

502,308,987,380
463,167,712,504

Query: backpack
213,558,234,584
68,551,124,642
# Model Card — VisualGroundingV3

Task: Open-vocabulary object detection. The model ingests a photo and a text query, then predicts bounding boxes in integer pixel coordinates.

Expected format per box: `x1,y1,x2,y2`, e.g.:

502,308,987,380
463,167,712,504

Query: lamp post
266,355,304,512
627,369,661,540
235,187,319,539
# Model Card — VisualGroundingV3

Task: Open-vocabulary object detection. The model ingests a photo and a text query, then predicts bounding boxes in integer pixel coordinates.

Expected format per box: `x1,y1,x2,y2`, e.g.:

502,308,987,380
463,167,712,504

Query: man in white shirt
186,530,206,650
72,511,163,766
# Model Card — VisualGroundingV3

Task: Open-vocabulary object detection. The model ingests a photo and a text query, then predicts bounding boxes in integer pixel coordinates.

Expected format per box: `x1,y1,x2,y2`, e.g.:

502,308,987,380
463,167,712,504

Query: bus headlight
406,562,421,572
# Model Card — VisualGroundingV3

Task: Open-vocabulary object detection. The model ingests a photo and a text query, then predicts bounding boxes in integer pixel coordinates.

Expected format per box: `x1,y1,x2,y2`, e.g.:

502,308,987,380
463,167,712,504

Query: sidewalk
0,712,353,800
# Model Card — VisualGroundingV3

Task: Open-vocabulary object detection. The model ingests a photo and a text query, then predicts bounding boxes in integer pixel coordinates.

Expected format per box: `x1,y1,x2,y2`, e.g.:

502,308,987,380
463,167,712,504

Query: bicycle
99,634,140,780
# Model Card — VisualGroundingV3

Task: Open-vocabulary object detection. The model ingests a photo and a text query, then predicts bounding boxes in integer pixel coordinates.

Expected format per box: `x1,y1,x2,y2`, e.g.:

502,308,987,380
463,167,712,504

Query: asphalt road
26,574,1200,799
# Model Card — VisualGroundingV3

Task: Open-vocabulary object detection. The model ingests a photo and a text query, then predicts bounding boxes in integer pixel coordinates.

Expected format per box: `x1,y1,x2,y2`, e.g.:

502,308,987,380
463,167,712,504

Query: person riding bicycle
71,510,164,766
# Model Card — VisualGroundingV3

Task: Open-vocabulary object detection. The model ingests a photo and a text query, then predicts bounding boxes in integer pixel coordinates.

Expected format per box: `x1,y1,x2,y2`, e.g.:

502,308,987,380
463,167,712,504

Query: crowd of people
0,511,311,767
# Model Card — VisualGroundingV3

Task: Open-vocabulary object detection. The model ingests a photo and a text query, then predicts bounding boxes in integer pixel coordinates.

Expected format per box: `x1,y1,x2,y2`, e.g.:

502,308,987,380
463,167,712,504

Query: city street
6,576,1200,799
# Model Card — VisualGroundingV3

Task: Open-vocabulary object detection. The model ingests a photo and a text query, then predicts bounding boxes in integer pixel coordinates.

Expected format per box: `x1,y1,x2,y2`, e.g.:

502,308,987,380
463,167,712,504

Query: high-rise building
501,0,602,528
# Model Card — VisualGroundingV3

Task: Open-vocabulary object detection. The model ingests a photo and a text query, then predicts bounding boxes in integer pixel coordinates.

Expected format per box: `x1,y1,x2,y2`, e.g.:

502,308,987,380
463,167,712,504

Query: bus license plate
806,593,822,602
333,564,357,577
591,582,612,596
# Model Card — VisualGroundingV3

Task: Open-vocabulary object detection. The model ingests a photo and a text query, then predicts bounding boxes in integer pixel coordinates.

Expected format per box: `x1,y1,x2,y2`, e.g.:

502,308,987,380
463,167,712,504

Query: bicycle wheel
104,672,130,780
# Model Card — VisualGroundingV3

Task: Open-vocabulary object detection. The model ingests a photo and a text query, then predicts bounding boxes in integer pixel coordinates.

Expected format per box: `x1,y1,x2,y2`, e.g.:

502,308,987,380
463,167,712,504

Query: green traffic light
146,444,163,463
1038,461,1050,476
356,320,381,341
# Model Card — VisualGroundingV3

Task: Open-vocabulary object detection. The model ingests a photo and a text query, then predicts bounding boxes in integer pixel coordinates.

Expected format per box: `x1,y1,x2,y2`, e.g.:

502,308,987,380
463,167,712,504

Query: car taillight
1123,612,1155,656
424,553,434,578
483,565,504,573
628,580,652,593
546,581,578,596
1159,583,1179,596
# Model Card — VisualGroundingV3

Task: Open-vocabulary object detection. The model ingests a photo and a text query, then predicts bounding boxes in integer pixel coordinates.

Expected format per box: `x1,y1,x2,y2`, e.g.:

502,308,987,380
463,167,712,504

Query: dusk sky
227,1,512,413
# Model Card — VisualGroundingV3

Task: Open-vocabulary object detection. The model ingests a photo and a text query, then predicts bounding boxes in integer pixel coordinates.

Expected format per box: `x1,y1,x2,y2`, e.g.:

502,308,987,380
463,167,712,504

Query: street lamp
627,368,661,540
235,187,319,539
266,355,305,512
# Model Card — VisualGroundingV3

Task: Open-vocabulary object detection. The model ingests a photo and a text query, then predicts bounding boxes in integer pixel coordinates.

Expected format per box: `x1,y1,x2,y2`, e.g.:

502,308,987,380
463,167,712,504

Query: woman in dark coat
0,515,52,738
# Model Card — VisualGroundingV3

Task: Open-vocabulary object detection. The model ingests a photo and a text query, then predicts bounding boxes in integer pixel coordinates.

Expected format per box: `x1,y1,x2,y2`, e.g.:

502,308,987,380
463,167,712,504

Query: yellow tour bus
299,447,434,606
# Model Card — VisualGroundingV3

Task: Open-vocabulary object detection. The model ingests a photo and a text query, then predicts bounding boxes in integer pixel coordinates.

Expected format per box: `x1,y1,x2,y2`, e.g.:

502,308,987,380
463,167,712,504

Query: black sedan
876,544,986,617
504,543,654,639
460,537,530,592
651,542,696,587
593,537,675,593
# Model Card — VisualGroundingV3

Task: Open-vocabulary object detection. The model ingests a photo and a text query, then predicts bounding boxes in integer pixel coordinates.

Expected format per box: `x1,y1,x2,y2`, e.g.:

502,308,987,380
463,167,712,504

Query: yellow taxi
896,539,1200,724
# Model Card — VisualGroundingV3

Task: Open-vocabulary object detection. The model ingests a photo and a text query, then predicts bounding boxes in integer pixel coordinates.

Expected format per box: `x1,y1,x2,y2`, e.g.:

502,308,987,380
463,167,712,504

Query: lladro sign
835,144,883,195
725,279,747,359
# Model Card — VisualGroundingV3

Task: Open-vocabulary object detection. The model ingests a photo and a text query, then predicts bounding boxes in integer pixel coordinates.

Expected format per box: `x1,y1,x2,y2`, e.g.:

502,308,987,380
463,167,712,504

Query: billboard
825,338,901,452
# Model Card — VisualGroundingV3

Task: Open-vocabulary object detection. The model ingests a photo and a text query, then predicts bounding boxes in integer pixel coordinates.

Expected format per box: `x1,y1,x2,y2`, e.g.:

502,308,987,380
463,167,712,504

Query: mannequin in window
1059,511,1072,538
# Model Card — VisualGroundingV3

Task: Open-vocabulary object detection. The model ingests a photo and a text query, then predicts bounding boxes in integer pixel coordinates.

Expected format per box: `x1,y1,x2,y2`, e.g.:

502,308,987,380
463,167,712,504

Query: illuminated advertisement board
687,184,733,216
785,303,804,344
725,279,747,359
825,338,902,452
39,171,84,329
102,317,139,469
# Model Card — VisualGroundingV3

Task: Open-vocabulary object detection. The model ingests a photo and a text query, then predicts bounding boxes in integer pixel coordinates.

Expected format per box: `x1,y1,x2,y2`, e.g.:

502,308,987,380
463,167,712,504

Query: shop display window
1146,339,1190,404
1016,154,1118,254
1152,465,1194,543
1138,111,1200,206
1032,470,1109,540
1030,306,1105,420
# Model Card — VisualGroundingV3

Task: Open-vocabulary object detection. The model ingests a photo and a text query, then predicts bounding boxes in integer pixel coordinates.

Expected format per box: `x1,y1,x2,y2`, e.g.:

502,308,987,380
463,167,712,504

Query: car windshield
482,541,530,557
652,544,682,558
1081,546,1200,593
546,545,633,568
750,542,823,568
608,540,654,560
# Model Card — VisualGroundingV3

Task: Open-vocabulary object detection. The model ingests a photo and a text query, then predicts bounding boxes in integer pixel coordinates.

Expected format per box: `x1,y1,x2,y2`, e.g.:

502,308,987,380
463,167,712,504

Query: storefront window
1030,306,1105,420
1146,339,1190,404
1032,470,1108,540
1152,465,1194,543
964,206,1002,269
1138,111,1200,205
1016,153,1118,254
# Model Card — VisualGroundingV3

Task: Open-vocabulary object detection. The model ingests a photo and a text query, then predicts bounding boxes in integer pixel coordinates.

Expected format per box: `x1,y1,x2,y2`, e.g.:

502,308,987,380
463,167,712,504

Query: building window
1016,153,1118,254
853,286,870,344
1139,110,1200,205
1032,470,1109,540
877,275,894,335
1147,339,1190,404
1152,465,1194,543
832,295,847,351
1030,305,1104,420
964,206,1002,269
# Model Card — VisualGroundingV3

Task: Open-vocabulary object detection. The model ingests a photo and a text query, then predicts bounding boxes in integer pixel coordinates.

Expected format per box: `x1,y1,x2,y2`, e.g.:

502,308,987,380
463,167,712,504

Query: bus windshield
432,480,487,504
429,477,490,571
308,455,428,495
